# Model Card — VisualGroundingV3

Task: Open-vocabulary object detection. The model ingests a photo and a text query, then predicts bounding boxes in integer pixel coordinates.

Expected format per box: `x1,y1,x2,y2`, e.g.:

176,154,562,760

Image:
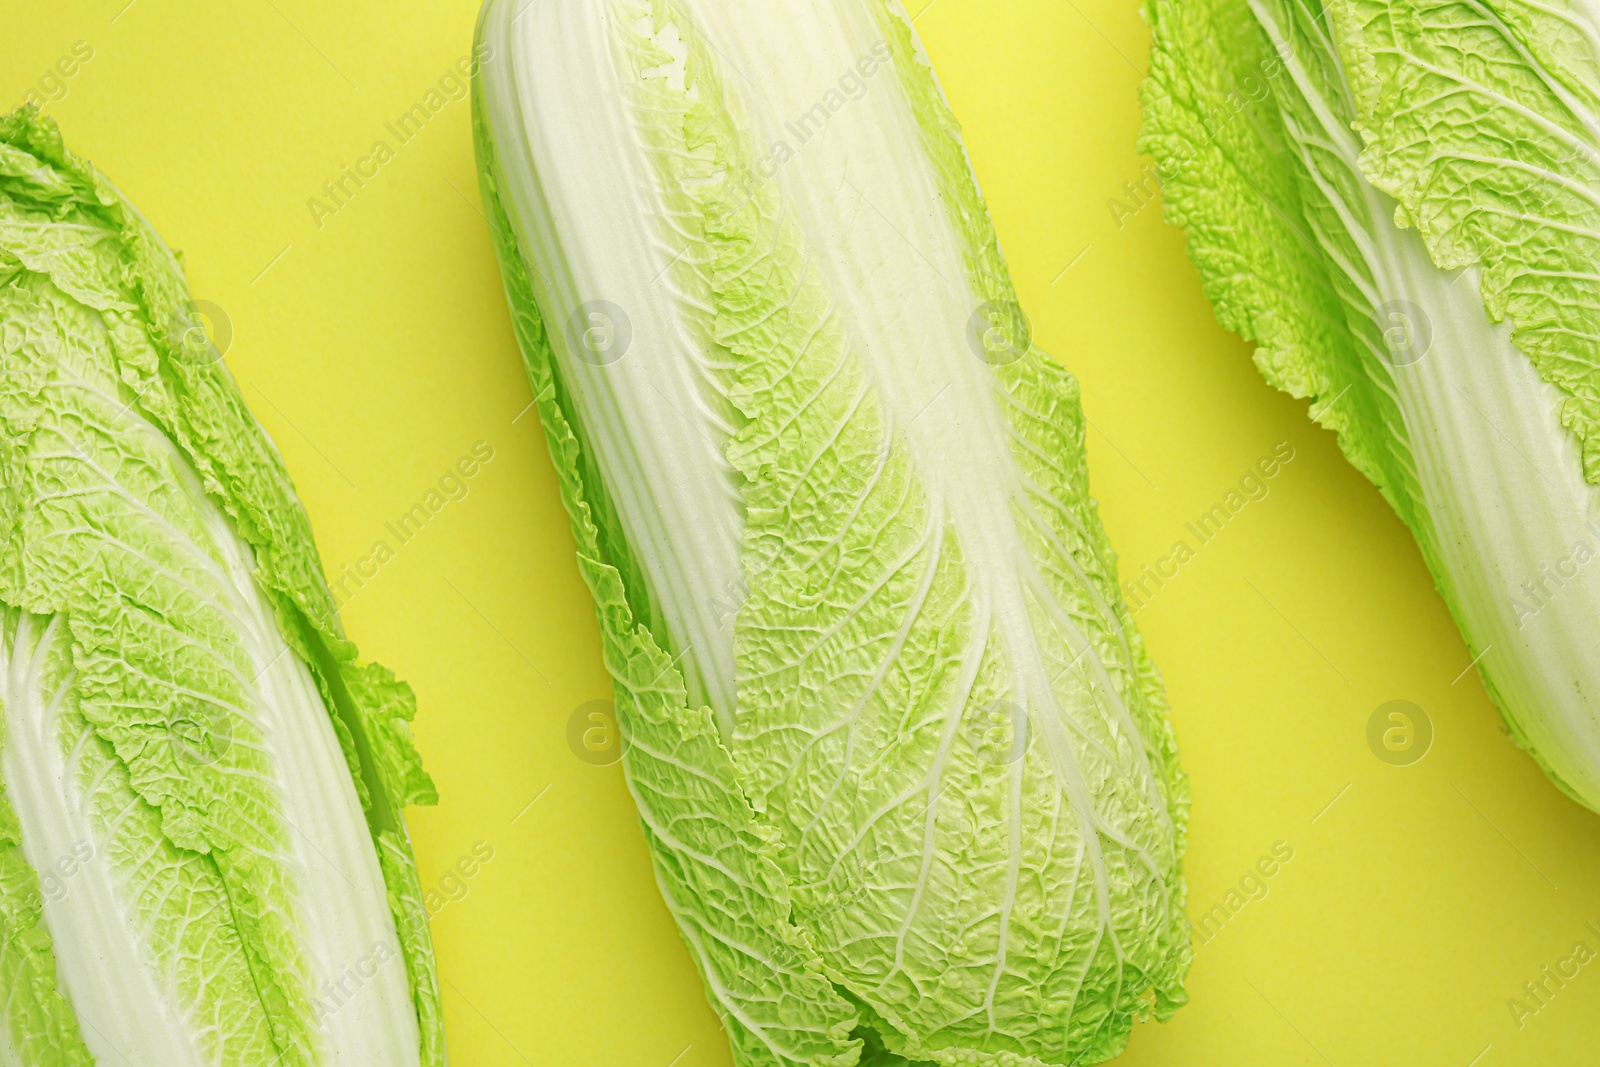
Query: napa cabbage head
474,0,1190,1063
1142,0,1600,809
0,107,444,1067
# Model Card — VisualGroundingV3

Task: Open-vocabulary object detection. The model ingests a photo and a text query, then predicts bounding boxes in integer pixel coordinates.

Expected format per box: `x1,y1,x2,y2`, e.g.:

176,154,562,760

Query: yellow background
7,1,1600,1064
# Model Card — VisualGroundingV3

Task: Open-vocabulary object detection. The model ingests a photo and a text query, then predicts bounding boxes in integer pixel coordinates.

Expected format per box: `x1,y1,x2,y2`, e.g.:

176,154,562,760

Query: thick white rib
479,0,746,723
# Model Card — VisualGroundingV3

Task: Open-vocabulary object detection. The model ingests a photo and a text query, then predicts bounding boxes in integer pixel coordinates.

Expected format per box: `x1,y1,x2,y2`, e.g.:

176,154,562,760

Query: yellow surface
7,2,1600,1065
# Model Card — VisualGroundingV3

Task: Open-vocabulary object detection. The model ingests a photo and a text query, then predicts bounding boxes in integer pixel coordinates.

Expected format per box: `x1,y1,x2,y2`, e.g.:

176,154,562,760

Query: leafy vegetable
1142,0,1600,809
474,0,1189,1063
0,107,444,1067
